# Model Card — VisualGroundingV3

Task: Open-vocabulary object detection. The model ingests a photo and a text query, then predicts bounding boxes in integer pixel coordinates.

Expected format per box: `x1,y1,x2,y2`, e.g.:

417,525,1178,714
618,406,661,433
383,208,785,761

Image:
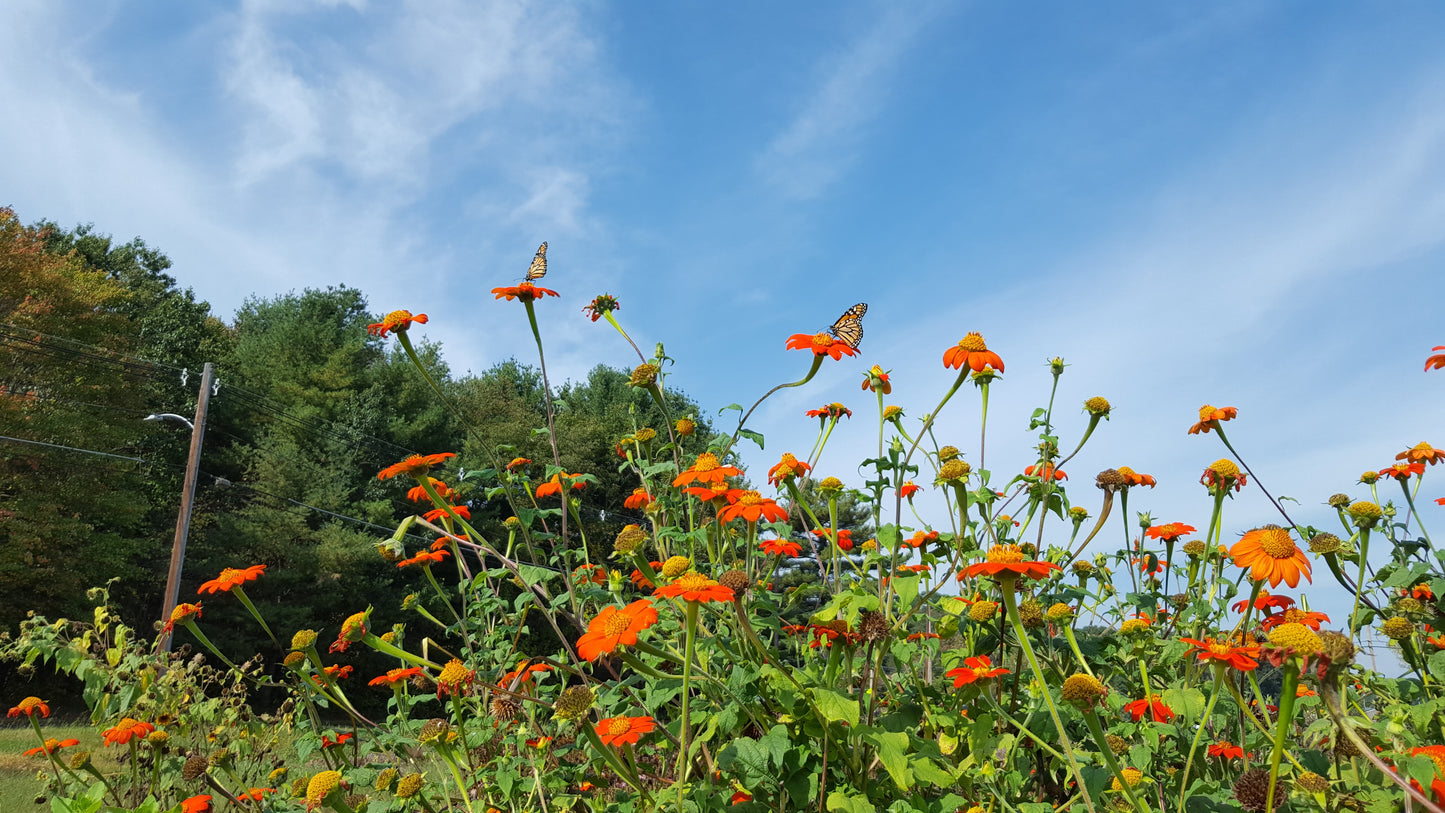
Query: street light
145,413,195,430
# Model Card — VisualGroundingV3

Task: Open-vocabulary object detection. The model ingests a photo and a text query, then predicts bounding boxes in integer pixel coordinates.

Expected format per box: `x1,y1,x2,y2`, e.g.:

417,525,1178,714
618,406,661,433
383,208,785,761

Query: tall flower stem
1178,665,1225,810
730,355,825,451
999,580,1098,813
1350,527,1371,633
1264,668,1299,811
677,600,700,808
1080,707,1150,813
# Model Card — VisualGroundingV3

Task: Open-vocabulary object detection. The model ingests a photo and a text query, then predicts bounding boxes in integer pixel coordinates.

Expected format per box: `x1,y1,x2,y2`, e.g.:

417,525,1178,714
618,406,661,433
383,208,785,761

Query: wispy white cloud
755,3,945,200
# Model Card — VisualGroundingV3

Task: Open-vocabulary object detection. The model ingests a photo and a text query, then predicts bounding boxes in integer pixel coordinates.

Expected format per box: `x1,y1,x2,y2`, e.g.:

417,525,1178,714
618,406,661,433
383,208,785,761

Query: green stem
1265,669,1299,811
1080,708,1149,813
1178,666,1225,810
1350,528,1371,633
678,600,699,807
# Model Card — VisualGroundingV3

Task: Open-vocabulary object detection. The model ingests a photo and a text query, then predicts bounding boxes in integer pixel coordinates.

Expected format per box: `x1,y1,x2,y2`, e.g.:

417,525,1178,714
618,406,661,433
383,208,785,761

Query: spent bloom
582,294,619,321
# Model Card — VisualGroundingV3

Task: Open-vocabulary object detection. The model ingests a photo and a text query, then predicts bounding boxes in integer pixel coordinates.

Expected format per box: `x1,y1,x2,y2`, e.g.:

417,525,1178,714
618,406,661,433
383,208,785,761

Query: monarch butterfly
829,302,867,350
525,242,548,281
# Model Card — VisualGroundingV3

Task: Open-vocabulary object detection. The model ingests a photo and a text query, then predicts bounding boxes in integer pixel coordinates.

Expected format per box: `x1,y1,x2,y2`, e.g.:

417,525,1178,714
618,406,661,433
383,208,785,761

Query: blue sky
4,1,1444,656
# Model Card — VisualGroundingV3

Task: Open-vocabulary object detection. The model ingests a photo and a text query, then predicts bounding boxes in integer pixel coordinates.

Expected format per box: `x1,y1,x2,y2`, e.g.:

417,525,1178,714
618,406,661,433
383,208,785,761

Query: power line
0,321,184,372
0,433,146,464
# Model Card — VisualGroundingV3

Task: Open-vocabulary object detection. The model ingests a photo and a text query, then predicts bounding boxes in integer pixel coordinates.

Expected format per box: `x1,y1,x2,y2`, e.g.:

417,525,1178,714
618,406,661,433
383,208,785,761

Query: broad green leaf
826,790,877,813
861,727,911,788
811,688,860,726
1162,687,1206,722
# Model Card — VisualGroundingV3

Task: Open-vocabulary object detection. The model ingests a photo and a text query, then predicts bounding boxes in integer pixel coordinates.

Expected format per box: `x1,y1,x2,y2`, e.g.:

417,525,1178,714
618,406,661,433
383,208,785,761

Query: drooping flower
943,332,1004,373
1115,466,1157,488
367,310,428,337
498,660,553,690
1230,592,1295,616
435,658,475,698
654,572,735,603
813,527,854,552
320,732,354,749
368,667,424,688
179,796,213,813
577,599,659,661
1201,458,1247,492
805,402,852,420
759,538,802,558
1230,525,1312,588
330,611,369,654
945,655,1010,687
595,715,656,747
23,737,79,757
1024,463,1067,481
397,549,450,569
492,282,560,302
198,565,267,594
1188,404,1238,435
623,487,653,509
1179,637,1260,671
961,544,1061,581
767,453,812,486
536,473,587,498
719,491,789,524
377,453,457,481
1124,694,1174,723
1259,607,1330,632
306,770,345,810
672,453,742,488
786,332,858,360
422,504,470,523
1133,556,1167,575
505,457,531,471
406,478,452,502
7,697,50,719
102,718,156,746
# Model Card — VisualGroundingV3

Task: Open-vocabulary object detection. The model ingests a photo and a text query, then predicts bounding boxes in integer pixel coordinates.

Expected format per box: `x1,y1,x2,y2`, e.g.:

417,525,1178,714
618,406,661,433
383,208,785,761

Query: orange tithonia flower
163,602,202,633
961,544,1061,581
595,715,656,747
623,487,653,509
1144,523,1195,542
8,697,50,718
1179,636,1260,671
1399,442,1445,465
1379,461,1425,481
805,402,852,420
198,564,267,594
1123,694,1174,723
814,527,854,551
942,332,1004,373
861,365,891,394
1115,466,1156,488
102,718,156,746
1230,525,1311,588
1231,591,1295,615
498,660,553,690
899,480,921,499
377,452,457,481
1201,458,1247,492
23,737,79,757
492,282,560,302
368,667,424,688
536,473,587,498
786,332,858,361
672,453,742,488
1208,742,1245,759
406,478,452,502
577,599,659,661
367,310,428,337
1024,463,1067,481
179,796,213,813
1259,607,1330,632
759,538,802,557
945,655,1010,687
320,732,353,749
505,457,531,471
718,490,789,524
904,530,940,549
653,572,735,603
330,611,369,653
1426,346,1445,372
1188,404,1238,435
422,504,469,522
767,453,812,486
435,658,475,698
398,549,450,569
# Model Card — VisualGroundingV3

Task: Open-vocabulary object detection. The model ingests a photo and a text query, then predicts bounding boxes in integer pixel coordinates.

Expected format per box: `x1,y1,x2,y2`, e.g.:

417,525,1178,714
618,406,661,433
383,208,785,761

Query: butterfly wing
525,242,548,281
829,303,867,349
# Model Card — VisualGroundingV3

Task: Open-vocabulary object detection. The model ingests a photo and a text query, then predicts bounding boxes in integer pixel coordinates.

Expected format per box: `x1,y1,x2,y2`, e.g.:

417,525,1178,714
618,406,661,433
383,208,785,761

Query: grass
0,721,117,809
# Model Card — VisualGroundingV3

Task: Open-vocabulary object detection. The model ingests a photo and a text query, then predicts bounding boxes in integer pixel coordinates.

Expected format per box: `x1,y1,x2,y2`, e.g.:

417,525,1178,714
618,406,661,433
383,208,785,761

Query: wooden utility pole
159,362,213,652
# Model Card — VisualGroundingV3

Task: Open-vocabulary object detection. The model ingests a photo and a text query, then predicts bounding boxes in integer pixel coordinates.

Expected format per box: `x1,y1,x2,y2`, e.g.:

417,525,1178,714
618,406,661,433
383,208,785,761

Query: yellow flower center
1116,466,1137,477
600,613,634,636
1267,622,1322,656
812,332,834,347
606,719,632,737
1208,458,1240,478
307,770,343,804
986,544,1026,564
957,332,987,351
672,572,714,591
736,491,763,506
383,310,413,329
1254,527,1297,559
1207,642,1233,657
1279,608,1306,624
778,453,799,467
660,555,691,578
820,476,844,490
1198,404,1217,420
1060,673,1107,701
693,453,720,473
438,659,471,686
1414,441,1433,451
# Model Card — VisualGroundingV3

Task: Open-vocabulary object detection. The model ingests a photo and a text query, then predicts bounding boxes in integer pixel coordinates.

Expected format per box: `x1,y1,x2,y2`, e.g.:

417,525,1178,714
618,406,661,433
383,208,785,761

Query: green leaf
1428,650,1445,680
739,428,765,450
910,755,957,787
861,727,912,788
1162,687,1207,722
759,724,790,769
811,688,860,726
825,790,877,813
